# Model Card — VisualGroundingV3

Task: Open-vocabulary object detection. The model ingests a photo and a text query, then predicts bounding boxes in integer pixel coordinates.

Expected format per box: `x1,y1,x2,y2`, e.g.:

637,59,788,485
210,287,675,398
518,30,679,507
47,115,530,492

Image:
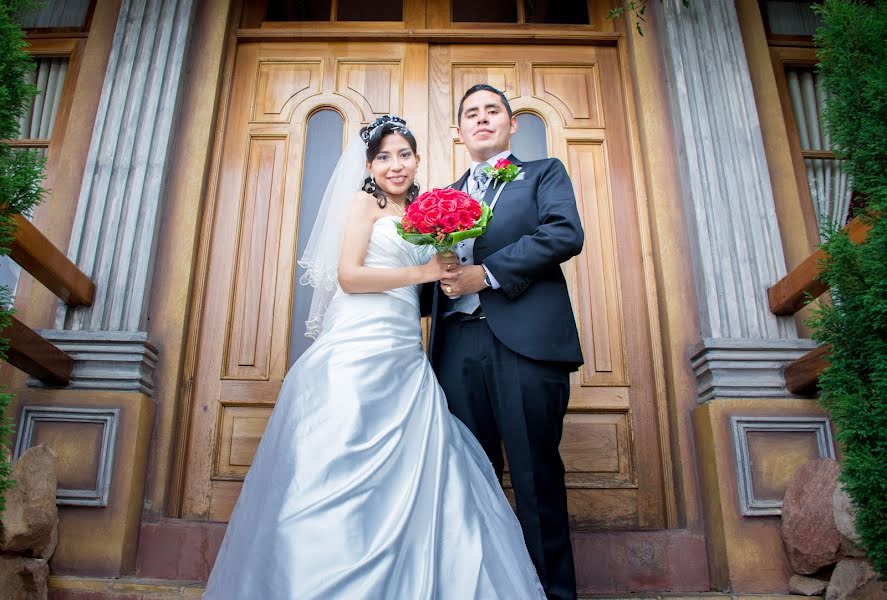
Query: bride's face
367,134,420,201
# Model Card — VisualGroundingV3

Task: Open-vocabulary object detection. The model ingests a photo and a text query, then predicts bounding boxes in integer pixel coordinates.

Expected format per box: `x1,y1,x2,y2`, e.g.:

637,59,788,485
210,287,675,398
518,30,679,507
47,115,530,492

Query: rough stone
0,444,58,558
854,580,887,600
791,574,830,596
833,482,866,559
782,459,842,574
0,554,49,600
826,559,883,600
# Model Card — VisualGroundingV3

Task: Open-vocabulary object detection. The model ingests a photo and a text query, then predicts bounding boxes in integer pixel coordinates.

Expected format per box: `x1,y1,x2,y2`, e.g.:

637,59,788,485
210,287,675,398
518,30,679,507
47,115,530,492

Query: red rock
826,559,884,600
833,482,867,559
0,554,49,600
792,574,830,596
781,458,842,574
854,580,887,600
0,444,59,559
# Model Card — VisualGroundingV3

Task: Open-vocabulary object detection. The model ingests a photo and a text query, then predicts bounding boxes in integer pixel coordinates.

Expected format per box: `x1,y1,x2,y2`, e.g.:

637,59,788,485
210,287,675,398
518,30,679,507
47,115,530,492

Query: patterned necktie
449,165,490,316
471,165,490,200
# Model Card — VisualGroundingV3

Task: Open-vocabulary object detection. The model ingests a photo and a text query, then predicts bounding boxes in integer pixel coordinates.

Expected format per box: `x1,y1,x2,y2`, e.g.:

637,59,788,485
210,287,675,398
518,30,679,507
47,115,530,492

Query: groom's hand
440,265,487,297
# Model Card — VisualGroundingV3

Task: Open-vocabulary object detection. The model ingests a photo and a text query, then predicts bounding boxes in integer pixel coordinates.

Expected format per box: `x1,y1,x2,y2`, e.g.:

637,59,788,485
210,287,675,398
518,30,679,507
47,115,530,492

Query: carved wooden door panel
180,42,429,520
428,44,673,529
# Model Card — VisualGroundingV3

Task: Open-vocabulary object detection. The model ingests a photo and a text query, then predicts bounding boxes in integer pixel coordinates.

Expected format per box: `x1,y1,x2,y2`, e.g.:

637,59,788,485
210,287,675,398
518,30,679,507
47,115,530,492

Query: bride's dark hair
359,116,420,209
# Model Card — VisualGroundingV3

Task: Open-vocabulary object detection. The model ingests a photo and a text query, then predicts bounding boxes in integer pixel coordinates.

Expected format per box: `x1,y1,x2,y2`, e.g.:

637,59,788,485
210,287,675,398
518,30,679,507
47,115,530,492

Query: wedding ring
446,286,453,294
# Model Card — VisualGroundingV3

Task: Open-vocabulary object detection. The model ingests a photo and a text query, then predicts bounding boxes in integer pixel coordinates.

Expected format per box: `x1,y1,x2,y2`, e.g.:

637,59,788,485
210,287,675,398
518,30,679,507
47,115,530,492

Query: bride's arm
338,192,456,294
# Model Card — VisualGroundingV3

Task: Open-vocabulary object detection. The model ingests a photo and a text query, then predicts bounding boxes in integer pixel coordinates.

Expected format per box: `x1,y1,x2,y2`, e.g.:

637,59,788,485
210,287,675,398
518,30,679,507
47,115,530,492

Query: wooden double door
178,40,673,530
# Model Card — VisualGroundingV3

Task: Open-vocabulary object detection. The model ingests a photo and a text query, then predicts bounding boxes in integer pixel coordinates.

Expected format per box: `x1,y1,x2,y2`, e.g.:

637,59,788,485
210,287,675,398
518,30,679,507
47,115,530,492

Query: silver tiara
360,114,410,146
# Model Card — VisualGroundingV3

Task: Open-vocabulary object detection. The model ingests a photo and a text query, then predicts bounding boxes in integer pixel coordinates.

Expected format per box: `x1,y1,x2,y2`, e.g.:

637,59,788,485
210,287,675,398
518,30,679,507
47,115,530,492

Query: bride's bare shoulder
348,191,385,221
353,191,389,213
349,191,377,211
352,190,375,203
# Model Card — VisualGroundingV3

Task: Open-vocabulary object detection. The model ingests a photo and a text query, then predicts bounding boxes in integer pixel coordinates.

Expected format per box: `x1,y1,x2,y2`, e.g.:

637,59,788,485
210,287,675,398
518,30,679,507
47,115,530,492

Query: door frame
168,8,675,529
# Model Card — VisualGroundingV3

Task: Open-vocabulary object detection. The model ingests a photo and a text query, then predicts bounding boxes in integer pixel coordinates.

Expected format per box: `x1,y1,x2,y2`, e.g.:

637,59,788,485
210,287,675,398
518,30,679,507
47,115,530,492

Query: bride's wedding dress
203,215,545,599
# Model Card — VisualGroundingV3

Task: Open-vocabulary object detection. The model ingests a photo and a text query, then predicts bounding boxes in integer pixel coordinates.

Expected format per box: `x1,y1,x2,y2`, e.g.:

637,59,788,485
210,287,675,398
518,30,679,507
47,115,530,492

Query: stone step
136,518,712,594
49,575,204,599
48,575,822,600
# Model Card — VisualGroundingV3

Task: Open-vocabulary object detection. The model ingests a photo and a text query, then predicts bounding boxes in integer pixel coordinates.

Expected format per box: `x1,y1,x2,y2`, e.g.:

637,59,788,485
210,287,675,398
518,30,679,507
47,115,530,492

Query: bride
202,115,546,599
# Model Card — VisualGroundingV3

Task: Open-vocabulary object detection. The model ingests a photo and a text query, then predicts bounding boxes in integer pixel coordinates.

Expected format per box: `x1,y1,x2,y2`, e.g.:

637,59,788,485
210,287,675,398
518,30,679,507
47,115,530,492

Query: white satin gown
202,216,545,599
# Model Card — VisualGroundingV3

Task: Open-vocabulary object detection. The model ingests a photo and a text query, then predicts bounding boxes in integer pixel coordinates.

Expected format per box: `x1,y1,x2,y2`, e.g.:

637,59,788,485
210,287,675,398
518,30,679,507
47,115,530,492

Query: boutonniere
483,158,521,189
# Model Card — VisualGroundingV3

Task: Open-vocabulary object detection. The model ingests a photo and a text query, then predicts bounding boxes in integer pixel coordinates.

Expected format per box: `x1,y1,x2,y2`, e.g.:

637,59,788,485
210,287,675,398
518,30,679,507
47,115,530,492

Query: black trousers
435,315,576,600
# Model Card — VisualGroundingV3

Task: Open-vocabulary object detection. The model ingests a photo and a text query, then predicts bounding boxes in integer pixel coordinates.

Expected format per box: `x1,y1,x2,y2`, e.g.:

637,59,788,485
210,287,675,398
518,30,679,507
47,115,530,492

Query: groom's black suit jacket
423,155,585,371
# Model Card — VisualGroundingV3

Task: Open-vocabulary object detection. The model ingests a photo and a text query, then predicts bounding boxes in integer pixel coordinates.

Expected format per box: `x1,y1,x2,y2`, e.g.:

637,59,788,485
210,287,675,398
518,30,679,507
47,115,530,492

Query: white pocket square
514,171,526,181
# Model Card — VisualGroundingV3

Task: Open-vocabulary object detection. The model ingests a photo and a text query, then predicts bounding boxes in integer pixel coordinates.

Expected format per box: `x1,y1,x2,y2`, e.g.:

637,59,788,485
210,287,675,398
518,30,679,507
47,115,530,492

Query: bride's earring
408,181,419,202
366,176,378,195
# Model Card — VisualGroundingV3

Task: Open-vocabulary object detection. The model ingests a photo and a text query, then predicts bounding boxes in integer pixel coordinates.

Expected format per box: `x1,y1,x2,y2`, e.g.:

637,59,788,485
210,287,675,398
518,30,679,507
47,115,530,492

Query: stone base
691,338,819,403
693,398,835,592
32,330,158,396
136,519,227,582
13,389,155,577
133,518,709,594
573,530,709,594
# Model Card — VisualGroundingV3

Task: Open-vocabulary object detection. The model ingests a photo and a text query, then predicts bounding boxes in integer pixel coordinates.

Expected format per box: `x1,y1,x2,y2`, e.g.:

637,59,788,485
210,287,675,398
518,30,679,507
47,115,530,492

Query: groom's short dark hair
457,84,513,124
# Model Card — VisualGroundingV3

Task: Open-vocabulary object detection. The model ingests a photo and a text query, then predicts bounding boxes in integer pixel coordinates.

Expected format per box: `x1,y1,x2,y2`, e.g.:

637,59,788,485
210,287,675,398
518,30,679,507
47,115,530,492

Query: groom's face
457,90,518,162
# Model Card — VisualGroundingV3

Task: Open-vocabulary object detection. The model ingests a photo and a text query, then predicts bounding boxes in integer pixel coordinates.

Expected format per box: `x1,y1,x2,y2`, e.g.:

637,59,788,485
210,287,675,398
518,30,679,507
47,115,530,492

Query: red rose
418,194,437,211
417,219,435,234
437,188,461,201
468,203,482,219
457,210,476,228
439,213,460,233
456,197,472,210
438,199,457,213
423,207,442,225
494,158,511,169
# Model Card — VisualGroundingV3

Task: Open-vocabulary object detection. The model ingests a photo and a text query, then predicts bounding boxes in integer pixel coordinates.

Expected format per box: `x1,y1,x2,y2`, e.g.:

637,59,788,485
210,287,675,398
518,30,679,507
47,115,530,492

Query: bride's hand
425,251,460,282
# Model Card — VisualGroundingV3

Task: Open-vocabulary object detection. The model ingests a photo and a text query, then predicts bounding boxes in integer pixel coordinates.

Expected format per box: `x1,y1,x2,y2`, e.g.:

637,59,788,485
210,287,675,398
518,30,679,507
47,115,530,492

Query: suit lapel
484,154,524,211
486,178,507,210
452,169,470,192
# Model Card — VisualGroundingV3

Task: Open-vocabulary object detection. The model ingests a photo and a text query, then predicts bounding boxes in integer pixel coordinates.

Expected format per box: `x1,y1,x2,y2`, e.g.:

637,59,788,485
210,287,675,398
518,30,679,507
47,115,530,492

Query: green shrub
0,0,45,514
810,0,887,576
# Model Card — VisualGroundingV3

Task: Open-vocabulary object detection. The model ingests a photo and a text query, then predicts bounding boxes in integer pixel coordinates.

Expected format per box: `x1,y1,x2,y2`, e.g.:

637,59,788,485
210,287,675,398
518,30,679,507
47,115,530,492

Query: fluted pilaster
658,0,816,400
37,0,195,395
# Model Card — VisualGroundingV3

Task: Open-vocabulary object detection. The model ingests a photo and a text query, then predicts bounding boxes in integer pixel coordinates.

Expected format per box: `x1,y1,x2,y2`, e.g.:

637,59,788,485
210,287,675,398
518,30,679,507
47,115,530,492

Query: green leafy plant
607,0,690,36
0,0,46,513
808,0,887,577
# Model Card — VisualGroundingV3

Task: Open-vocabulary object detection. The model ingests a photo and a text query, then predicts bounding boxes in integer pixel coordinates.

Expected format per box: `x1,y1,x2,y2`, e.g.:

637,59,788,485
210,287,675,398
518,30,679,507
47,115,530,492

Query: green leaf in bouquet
394,220,437,246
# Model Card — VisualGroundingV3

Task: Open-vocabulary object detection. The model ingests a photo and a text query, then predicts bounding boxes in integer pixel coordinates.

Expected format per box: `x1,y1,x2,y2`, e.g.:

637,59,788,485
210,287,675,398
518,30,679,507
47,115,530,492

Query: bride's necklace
388,201,405,218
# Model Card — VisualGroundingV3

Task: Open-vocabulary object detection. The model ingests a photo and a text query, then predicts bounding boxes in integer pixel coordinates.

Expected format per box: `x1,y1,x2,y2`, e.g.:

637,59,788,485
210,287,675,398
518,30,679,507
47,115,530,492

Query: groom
426,84,585,600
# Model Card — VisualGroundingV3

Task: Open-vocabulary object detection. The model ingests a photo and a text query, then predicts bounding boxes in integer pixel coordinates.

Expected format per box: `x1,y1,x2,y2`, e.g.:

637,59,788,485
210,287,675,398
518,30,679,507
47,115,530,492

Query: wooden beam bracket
785,344,830,395
768,216,871,316
1,315,73,385
9,213,95,306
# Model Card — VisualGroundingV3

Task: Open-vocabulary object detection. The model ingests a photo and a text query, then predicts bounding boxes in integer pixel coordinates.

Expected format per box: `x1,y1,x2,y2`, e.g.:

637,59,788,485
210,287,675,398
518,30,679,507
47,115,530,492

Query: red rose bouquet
397,188,492,251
